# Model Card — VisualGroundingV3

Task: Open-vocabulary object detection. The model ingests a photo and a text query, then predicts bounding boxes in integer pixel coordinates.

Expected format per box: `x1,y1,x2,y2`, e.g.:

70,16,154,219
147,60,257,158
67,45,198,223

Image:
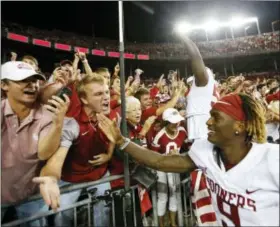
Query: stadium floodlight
174,16,261,39
175,22,193,34
231,17,246,28
231,16,261,36
203,20,220,31
246,17,258,23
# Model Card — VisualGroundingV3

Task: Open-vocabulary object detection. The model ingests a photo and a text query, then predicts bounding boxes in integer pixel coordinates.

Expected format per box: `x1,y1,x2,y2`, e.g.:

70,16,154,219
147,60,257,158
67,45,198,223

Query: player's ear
234,121,245,134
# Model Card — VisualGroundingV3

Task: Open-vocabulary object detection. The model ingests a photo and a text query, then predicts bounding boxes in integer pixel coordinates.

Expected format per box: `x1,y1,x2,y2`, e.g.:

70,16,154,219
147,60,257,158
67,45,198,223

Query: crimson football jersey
151,126,188,154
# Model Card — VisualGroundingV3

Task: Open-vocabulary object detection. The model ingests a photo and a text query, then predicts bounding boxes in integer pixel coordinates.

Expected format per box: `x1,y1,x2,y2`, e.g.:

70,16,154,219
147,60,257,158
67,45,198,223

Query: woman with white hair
110,96,156,226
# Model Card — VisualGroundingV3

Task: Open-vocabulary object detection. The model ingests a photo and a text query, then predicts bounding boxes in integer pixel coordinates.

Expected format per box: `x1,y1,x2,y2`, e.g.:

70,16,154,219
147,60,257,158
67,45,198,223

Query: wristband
119,138,131,150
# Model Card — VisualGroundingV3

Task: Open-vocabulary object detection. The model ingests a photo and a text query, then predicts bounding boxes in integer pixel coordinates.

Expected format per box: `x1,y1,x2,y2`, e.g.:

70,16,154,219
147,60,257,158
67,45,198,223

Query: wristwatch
119,137,131,150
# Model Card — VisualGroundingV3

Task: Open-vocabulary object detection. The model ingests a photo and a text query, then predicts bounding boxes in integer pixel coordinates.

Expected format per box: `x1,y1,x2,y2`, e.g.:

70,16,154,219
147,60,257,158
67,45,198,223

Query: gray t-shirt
60,117,80,148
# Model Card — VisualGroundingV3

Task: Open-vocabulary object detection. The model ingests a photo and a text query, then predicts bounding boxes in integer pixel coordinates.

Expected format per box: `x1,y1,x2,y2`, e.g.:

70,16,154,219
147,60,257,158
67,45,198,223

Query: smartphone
50,87,72,109
56,87,72,101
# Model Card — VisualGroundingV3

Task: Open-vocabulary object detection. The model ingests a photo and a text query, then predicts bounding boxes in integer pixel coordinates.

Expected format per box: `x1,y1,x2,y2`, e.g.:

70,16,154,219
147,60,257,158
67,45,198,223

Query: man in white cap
1,61,71,225
151,108,188,227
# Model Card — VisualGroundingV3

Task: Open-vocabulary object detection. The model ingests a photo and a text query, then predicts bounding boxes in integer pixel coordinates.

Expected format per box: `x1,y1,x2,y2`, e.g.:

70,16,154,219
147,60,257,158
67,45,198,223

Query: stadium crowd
2,21,279,59
1,30,279,227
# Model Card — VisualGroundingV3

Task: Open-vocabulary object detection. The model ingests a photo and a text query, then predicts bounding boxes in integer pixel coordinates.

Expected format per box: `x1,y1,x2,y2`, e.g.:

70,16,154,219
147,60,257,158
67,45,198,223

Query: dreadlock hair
239,93,266,144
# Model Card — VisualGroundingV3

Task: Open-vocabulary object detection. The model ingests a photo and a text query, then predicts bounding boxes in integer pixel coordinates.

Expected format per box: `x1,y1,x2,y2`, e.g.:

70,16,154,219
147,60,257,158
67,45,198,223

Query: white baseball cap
1,61,46,81
162,108,185,124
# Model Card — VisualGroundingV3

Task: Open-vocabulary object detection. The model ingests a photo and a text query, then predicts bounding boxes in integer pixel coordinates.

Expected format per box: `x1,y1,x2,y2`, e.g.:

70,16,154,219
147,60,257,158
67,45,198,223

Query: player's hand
97,113,123,144
32,176,60,211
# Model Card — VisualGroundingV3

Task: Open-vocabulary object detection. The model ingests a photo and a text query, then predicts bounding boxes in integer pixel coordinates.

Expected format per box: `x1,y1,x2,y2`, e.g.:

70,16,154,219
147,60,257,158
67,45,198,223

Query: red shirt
266,90,280,104
62,107,110,183
66,83,82,119
151,126,188,154
110,99,119,110
150,86,159,99
141,106,157,124
146,126,160,149
110,89,120,101
62,85,119,183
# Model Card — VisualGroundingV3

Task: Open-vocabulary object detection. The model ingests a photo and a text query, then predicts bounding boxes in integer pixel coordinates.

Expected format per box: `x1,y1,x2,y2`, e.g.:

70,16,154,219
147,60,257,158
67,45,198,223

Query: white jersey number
165,142,178,155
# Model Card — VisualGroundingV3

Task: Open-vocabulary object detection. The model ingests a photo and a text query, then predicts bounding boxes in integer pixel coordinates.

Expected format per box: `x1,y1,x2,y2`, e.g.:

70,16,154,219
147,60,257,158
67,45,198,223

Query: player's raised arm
97,113,196,173
180,36,208,87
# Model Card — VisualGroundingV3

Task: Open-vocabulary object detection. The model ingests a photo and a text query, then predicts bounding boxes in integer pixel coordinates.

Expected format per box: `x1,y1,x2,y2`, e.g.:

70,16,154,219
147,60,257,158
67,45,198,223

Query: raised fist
78,52,86,61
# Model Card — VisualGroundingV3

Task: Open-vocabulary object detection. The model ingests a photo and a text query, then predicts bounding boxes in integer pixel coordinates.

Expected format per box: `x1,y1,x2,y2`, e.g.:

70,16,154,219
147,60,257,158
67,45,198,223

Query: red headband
212,94,245,121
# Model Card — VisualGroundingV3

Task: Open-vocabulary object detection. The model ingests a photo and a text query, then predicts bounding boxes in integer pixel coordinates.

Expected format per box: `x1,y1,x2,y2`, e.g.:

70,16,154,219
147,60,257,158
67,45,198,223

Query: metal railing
2,174,196,227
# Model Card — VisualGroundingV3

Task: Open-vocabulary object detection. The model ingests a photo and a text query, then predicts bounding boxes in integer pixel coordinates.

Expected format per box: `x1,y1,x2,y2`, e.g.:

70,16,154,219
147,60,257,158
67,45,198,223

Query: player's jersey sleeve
188,138,214,167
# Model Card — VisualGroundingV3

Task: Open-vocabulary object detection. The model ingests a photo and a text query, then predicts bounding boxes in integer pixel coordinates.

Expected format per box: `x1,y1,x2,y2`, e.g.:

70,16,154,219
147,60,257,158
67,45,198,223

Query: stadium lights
231,17,258,27
175,16,261,39
231,17,246,28
231,16,260,36
204,20,221,31
175,22,193,34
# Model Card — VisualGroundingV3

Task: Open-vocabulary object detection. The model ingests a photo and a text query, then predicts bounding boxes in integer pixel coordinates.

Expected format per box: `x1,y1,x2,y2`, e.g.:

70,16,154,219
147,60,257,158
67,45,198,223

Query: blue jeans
55,171,111,227
2,199,48,227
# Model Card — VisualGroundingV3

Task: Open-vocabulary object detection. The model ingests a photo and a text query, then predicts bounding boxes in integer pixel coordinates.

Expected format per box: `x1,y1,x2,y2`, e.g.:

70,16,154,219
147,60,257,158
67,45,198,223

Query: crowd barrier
2,173,196,227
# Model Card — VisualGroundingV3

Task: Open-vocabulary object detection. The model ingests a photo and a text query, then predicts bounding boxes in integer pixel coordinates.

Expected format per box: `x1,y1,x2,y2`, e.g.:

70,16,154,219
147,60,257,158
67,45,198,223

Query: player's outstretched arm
180,36,208,87
123,141,196,173
97,113,196,173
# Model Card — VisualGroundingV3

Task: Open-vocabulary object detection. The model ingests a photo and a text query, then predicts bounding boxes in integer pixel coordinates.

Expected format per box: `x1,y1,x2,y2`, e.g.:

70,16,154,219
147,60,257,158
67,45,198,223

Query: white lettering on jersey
165,142,178,154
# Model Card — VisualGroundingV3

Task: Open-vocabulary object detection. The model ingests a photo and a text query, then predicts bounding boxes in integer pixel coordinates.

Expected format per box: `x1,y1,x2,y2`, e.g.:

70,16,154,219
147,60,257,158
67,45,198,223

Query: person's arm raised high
180,36,208,87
